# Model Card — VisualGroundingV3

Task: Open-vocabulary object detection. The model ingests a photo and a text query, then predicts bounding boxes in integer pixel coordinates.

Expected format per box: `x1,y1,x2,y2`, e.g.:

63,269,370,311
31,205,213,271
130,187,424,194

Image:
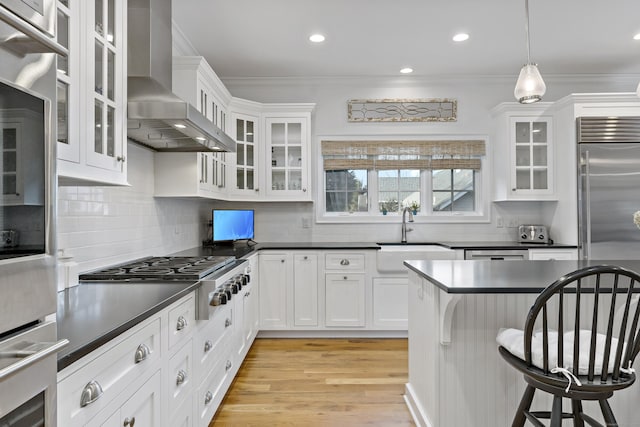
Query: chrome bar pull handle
80,380,103,407
134,344,150,364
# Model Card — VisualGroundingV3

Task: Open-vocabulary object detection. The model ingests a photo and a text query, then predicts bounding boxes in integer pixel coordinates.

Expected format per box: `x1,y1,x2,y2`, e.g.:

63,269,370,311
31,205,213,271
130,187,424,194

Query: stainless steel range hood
127,0,235,152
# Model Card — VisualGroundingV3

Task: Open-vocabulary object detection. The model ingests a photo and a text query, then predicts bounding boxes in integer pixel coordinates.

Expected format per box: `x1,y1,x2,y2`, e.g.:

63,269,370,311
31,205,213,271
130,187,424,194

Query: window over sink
317,138,489,223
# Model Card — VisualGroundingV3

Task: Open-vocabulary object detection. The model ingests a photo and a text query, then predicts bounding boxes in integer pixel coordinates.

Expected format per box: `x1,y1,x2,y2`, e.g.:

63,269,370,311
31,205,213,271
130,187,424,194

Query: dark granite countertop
379,241,577,250
56,240,577,371
404,259,640,294
56,281,199,371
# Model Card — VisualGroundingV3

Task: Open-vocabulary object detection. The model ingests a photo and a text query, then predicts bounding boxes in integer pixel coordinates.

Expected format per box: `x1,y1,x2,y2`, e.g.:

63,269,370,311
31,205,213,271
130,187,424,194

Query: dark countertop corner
56,280,198,371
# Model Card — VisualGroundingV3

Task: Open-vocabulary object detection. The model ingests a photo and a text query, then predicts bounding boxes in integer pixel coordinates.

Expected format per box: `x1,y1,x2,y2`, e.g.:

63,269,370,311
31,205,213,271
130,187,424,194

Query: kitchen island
403,259,640,427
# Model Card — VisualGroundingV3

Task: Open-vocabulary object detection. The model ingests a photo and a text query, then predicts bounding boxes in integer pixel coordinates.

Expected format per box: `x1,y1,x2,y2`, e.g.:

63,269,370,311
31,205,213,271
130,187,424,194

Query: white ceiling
172,0,640,79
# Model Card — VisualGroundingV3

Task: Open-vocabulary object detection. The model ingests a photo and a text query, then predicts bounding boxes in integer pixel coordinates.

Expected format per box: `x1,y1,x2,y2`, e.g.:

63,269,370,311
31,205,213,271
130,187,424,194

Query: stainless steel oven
0,1,68,425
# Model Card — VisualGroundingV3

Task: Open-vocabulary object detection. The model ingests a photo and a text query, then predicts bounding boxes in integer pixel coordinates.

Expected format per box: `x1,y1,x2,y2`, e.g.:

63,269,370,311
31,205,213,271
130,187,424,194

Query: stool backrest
524,265,640,382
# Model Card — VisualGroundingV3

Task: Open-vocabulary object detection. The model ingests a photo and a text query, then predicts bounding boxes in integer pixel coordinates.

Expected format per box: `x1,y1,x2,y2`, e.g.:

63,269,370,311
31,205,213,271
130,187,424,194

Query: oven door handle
0,7,69,57
0,338,69,381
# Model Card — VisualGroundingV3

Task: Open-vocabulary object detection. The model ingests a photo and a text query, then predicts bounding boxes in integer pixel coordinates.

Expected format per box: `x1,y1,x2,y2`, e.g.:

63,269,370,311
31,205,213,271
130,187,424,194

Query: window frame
315,135,491,224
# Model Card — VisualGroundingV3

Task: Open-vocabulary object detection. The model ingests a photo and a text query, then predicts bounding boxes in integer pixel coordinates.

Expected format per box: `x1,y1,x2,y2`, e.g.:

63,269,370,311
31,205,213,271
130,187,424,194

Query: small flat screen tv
212,209,255,243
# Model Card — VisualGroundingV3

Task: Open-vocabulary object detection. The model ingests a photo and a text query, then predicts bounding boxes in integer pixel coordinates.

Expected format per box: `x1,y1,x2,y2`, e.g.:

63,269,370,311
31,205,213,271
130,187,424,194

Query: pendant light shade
514,63,546,103
514,0,545,103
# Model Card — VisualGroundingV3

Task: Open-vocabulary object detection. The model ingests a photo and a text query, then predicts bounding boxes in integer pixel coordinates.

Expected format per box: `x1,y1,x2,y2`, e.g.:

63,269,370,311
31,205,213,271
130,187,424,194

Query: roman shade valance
321,139,485,170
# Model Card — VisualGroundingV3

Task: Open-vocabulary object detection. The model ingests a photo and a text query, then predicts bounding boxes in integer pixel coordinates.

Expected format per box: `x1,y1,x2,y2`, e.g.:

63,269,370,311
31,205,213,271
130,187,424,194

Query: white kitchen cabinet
324,252,366,328
293,253,318,326
167,56,232,199
57,0,128,186
492,103,556,201
57,315,162,426
372,277,408,329
0,110,44,205
264,107,314,201
528,248,578,260
195,349,234,427
98,369,162,427
325,273,366,327
167,338,193,416
229,107,260,198
236,257,259,359
259,252,289,329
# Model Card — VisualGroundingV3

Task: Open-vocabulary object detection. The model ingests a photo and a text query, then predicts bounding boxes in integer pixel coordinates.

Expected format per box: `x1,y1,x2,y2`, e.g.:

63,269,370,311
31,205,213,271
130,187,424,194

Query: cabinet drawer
193,303,233,380
196,349,234,427
168,295,196,350
324,253,365,271
57,317,161,426
168,338,194,416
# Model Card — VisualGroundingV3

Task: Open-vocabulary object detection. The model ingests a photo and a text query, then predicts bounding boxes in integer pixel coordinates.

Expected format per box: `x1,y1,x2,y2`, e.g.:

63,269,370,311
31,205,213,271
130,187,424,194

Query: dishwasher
464,249,529,260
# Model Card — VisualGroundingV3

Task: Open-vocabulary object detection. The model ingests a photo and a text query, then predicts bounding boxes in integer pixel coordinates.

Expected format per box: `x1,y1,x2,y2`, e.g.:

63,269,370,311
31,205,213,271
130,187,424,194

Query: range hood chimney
126,0,235,152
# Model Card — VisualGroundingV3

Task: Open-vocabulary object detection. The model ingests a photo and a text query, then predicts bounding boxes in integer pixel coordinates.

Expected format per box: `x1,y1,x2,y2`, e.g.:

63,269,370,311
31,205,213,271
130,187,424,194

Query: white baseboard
257,329,408,338
404,383,434,427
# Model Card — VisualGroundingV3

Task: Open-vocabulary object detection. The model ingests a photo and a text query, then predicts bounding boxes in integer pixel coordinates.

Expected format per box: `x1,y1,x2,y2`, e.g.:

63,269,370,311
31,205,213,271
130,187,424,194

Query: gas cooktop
79,256,236,281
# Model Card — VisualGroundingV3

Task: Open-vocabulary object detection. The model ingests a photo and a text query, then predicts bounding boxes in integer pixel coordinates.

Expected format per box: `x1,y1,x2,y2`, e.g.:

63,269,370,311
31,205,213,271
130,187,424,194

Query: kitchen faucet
401,207,414,243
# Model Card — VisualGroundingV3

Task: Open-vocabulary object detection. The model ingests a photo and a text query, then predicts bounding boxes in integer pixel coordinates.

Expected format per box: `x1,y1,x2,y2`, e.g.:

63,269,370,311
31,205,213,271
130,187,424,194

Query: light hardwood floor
209,338,415,426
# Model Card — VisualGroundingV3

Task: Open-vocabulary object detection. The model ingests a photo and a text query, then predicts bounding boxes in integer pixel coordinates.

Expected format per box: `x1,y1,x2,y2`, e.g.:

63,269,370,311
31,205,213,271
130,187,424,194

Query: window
319,139,487,222
378,170,420,213
325,169,368,213
432,169,475,212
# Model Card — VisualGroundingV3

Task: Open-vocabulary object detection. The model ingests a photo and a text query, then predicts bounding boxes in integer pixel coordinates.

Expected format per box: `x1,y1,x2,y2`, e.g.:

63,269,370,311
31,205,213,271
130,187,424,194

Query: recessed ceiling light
174,124,186,129
400,67,414,74
309,34,325,43
634,33,640,40
195,137,206,141
452,33,470,42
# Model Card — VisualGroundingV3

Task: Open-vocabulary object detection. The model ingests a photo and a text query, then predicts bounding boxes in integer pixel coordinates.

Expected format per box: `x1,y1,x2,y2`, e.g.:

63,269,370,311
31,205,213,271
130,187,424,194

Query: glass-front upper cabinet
57,0,127,185
56,0,79,163
266,118,309,198
510,116,553,196
84,0,127,179
232,113,258,194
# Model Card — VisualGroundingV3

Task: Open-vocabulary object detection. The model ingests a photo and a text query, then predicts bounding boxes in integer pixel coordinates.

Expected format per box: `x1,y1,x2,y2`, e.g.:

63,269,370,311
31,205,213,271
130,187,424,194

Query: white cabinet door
372,278,408,329
293,253,318,326
116,370,162,427
57,0,128,185
265,116,311,200
259,253,289,328
491,103,556,201
528,249,577,260
96,370,162,427
230,112,260,197
325,273,366,327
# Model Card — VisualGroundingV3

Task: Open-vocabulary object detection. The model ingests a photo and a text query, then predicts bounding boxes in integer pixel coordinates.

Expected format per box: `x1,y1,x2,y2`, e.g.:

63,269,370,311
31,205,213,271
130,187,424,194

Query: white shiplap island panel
404,260,640,427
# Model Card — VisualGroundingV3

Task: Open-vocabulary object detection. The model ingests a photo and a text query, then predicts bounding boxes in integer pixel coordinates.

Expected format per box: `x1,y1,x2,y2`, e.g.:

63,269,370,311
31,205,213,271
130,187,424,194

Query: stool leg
550,395,563,427
571,399,584,427
512,385,536,427
599,399,618,427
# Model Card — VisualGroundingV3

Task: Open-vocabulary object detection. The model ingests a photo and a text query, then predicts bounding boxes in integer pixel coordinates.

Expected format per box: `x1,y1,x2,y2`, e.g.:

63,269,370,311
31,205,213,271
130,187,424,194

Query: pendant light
514,0,546,103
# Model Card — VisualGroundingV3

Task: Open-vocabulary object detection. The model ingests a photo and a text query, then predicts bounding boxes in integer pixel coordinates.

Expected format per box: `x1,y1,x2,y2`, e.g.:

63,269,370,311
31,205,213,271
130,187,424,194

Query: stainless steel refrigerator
578,116,640,260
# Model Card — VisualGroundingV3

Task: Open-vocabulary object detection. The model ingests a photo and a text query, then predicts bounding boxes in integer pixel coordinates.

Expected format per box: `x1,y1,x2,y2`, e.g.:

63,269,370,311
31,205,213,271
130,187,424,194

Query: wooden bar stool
497,265,640,427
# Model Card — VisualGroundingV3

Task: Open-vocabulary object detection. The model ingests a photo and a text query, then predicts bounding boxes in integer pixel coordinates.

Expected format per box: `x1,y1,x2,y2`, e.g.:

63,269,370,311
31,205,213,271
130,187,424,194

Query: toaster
518,225,548,244
1,230,19,248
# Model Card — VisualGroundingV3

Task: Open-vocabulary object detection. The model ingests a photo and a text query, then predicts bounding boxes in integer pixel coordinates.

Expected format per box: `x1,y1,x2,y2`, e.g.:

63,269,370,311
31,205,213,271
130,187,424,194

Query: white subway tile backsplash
57,144,205,273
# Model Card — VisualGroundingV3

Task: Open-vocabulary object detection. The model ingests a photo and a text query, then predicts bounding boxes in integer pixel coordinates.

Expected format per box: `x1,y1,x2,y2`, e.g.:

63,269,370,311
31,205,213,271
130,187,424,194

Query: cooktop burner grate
79,255,236,281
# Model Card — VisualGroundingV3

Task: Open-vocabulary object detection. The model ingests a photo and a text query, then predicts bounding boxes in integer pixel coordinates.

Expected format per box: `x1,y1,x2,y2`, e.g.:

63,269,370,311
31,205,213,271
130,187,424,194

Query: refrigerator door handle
583,150,591,260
